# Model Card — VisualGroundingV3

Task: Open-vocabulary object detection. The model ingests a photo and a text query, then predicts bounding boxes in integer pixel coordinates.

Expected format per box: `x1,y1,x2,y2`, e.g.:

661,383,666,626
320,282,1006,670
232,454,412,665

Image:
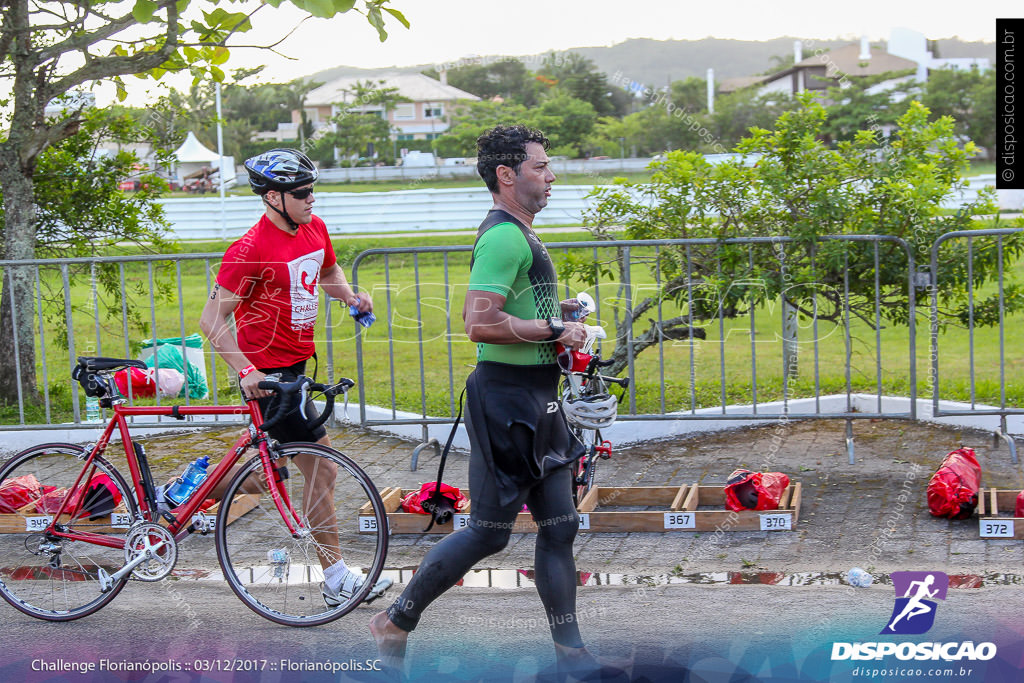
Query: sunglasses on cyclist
286,187,315,200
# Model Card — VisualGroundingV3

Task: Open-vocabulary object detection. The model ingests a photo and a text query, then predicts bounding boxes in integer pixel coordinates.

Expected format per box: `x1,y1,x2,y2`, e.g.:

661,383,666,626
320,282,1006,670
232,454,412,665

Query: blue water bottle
164,456,210,506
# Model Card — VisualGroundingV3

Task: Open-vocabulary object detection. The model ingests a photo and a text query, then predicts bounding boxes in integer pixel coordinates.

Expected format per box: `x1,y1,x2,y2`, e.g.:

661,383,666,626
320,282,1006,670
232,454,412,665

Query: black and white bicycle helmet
562,392,618,430
244,148,318,194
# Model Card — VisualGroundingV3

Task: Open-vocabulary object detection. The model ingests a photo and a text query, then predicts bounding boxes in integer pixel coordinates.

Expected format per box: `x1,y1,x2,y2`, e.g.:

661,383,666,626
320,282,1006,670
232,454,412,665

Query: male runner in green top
371,126,620,676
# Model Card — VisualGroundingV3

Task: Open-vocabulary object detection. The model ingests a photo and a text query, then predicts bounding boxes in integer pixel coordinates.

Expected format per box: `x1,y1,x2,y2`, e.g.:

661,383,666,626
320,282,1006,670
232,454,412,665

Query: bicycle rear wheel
0,443,138,621
215,442,389,626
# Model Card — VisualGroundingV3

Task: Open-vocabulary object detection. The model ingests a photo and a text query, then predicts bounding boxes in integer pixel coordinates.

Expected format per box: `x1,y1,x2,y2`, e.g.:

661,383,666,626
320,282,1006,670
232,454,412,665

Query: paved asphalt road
1,418,1023,682
1,580,1021,682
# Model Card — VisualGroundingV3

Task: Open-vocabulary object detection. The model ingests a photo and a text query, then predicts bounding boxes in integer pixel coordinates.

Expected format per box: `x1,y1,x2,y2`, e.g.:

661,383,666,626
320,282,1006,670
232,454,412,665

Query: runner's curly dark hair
476,125,551,193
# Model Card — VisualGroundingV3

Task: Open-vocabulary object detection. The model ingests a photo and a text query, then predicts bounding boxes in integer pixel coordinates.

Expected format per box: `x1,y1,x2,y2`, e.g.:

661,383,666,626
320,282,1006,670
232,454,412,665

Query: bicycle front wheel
572,429,600,507
0,443,138,621
215,442,389,626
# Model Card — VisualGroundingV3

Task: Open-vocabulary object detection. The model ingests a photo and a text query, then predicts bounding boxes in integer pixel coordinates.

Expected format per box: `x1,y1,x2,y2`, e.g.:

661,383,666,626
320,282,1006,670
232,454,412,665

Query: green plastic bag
139,334,209,399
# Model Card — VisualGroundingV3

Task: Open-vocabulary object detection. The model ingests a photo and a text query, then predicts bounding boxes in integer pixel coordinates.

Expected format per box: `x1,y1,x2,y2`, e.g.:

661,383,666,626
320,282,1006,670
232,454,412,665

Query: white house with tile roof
297,72,480,142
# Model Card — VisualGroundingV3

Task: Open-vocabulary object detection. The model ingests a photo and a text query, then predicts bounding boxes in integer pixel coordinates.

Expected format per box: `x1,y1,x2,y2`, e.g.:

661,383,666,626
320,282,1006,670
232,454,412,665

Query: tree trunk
0,151,39,405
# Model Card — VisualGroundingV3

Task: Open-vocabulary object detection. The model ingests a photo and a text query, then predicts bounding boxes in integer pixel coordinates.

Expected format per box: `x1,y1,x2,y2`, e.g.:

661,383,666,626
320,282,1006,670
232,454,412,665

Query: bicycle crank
98,523,178,590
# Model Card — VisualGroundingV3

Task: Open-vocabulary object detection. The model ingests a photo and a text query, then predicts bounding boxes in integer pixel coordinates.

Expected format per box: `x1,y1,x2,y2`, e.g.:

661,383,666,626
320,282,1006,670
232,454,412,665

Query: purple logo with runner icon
881,571,949,635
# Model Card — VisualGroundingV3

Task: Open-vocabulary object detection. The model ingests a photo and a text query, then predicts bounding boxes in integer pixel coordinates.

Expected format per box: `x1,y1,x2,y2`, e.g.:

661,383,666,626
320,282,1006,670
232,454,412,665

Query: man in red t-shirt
200,148,390,608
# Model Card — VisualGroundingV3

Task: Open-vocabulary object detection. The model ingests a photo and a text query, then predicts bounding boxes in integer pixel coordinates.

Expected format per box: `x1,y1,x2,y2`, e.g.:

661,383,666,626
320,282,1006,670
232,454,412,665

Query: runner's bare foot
370,611,408,673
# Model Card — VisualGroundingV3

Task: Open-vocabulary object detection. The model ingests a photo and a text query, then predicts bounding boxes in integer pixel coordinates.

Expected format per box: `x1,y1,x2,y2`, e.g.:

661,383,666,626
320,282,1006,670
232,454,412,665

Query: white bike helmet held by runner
562,391,618,430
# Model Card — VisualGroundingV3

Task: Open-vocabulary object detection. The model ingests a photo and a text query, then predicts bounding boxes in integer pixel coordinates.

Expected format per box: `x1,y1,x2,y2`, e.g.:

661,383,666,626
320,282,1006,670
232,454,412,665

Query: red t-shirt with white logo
216,214,337,369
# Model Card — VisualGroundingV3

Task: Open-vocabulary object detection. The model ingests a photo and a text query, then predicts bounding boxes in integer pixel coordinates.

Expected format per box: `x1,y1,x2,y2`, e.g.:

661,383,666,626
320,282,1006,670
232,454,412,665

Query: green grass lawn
6,229,1024,426
967,161,996,177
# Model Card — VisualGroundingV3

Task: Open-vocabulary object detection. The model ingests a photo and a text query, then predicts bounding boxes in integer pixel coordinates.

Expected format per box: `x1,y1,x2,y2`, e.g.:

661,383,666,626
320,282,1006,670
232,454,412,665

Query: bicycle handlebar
596,374,629,388
255,375,354,434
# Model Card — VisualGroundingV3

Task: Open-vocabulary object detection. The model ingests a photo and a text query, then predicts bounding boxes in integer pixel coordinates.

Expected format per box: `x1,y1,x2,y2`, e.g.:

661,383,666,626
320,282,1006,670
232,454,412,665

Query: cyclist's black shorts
465,361,585,508
256,358,327,444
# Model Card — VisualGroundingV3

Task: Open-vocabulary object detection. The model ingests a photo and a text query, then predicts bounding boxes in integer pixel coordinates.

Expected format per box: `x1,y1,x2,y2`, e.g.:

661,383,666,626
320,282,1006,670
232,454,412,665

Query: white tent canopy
173,131,234,186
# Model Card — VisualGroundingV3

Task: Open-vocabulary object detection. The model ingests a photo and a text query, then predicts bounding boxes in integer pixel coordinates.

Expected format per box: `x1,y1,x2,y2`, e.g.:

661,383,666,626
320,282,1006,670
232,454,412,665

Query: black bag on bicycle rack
72,366,111,399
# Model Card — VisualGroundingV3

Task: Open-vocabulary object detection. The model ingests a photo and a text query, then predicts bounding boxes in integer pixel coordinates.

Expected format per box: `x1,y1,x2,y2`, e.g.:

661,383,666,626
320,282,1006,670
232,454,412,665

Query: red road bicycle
0,357,389,626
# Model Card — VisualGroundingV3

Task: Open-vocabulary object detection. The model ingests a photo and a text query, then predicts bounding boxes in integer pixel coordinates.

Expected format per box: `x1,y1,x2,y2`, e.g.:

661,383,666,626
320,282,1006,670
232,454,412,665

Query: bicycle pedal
191,512,216,534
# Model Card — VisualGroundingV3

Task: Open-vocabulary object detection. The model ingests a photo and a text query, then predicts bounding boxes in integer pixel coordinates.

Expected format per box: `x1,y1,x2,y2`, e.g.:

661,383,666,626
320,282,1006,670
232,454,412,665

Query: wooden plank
382,487,404,512
777,485,793,510
369,483,802,534
221,493,260,526
360,487,388,516
697,486,727,506
512,513,538,534
594,486,681,507
586,511,670,533
996,489,1018,510
577,486,600,513
383,513,449,534
669,485,688,511
790,483,803,525
991,488,1000,516
681,484,699,512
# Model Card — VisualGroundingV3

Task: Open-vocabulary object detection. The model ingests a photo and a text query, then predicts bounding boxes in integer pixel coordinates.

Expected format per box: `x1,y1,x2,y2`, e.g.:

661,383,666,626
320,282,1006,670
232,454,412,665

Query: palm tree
278,78,323,147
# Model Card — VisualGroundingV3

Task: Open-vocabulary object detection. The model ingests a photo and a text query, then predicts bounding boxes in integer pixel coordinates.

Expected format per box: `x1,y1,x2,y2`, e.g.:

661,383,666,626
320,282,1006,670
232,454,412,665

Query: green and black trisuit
386,209,586,647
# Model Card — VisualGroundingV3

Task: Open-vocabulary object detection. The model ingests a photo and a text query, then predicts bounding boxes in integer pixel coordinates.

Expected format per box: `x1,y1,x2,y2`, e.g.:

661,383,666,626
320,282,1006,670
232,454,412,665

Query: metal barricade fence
4,231,1021,469
348,235,919,466
0,251,379,435
930,228,1024,463
0,253,242,430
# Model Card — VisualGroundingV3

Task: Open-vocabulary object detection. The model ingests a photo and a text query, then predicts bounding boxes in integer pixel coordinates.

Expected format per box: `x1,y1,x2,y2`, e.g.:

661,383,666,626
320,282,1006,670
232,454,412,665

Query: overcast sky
10,0,1014,106
235,0,1013,81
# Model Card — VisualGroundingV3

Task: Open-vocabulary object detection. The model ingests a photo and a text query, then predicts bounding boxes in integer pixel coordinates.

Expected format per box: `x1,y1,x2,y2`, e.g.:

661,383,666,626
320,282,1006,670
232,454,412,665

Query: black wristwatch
544,317,565,342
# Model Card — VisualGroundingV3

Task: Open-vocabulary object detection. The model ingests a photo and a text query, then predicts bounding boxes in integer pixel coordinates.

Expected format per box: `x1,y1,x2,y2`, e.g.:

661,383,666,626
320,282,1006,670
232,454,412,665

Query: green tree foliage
609,105,708,156
325,111,394,165
538,52,630,117
920,67,997,159
275,77,324,147
708,89,799,149
532,91,598,158
670,77,709,113
424,59,541,106
29,110,173,258
433,100,531,158
819,71,916,142
320,80,408,165
11,108,177,351
565,96,1017,376
434,94,597,159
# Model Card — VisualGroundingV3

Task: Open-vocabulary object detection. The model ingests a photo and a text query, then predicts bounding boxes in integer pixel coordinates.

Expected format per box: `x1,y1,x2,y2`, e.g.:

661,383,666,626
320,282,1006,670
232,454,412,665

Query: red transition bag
926,447,981,520
1015,490,1024,518
66,474,124,520
400,482,468,515
36,486,69,514
114,367,157,398
724,469,790,511
0,474,44,513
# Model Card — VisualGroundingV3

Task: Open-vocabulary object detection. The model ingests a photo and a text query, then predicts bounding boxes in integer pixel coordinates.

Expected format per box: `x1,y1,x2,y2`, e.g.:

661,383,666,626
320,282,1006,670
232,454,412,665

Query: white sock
323,559,351,592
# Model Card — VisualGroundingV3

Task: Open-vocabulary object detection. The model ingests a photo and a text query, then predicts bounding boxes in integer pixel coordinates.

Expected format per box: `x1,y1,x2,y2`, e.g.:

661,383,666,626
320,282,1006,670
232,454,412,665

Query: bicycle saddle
76,356,148,372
